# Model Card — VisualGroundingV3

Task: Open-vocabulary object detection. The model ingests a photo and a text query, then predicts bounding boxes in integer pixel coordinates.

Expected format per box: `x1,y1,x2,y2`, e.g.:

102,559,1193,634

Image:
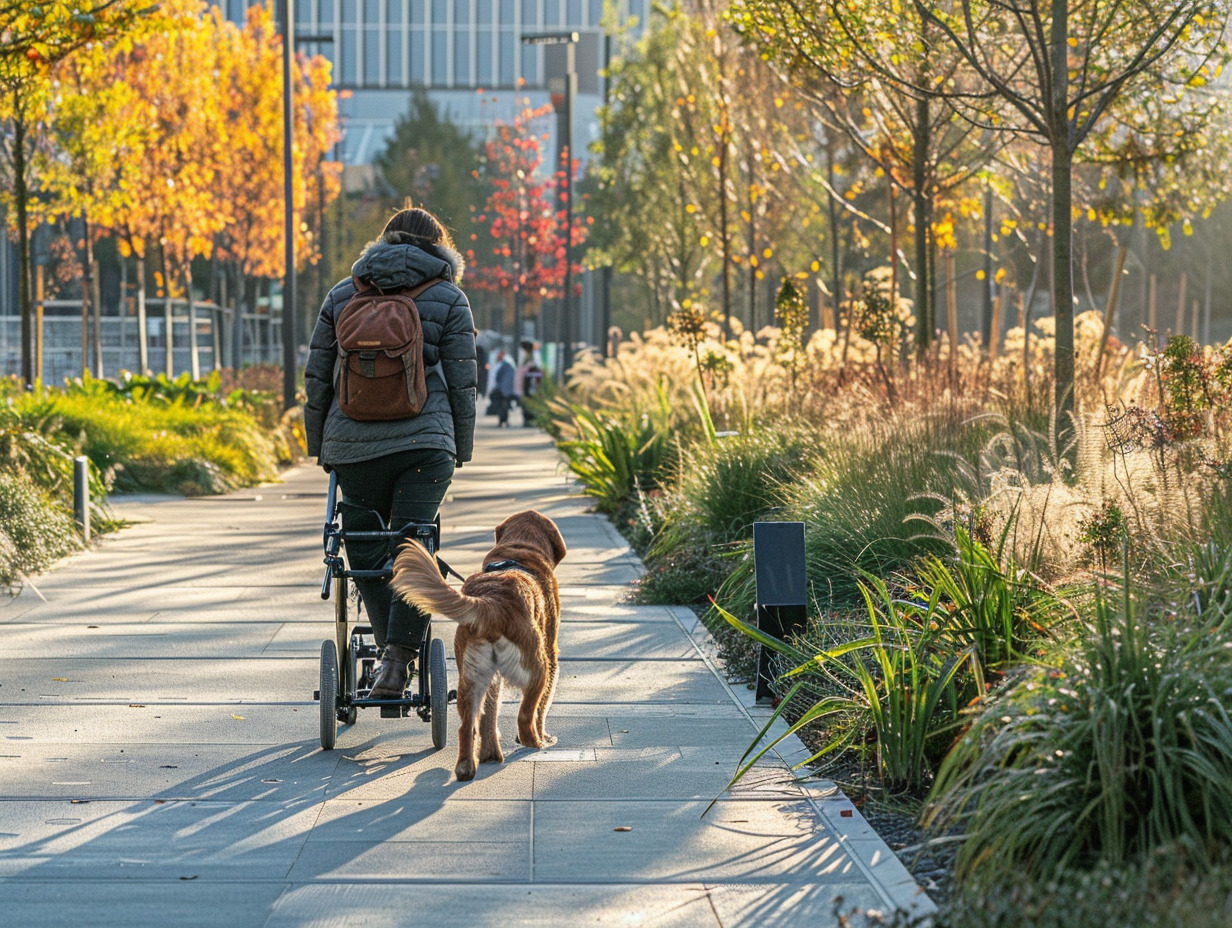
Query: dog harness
482,558,537,577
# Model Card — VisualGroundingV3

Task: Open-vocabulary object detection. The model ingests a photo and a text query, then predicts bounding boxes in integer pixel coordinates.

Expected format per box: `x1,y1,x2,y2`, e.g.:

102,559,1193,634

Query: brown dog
390,510,567,781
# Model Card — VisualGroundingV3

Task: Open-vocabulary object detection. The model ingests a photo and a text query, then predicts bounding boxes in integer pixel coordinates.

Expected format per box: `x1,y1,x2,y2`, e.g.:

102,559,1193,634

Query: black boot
369,643,416,698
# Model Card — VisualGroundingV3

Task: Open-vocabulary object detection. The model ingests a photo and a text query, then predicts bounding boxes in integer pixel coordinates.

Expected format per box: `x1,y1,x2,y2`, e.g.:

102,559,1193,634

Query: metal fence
0,300,283,385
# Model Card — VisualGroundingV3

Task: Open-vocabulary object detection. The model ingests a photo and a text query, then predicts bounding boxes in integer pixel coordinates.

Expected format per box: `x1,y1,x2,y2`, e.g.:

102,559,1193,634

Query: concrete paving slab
551,660,733,705
0,705,334,745
532,799,859,884
0,798,318,880
0,881,288,928
265,883,720,927
287,840,529,882
557,620,700,660
0,656,322,704
310,798,529,843
0,742,344,801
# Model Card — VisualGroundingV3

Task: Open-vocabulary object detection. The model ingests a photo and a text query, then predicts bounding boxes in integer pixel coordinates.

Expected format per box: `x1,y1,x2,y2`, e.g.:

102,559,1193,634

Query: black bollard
753,521,807,702
74,455,90,543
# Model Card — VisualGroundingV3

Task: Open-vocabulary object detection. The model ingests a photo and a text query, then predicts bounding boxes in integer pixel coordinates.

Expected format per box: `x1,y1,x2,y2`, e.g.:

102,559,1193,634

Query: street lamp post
521,31,577,380
279,0,297,411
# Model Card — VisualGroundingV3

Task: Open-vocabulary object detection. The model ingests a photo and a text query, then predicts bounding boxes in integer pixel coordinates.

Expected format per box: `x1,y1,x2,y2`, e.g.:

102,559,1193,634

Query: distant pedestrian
491,349,515,427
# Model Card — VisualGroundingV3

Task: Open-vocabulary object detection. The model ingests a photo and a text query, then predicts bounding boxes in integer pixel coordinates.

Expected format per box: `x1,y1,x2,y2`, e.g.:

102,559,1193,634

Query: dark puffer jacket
304,241,477,466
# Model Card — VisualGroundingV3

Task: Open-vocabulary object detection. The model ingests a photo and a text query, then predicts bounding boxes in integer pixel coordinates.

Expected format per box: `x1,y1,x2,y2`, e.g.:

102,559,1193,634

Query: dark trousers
331,449,454,650
491,391,513,426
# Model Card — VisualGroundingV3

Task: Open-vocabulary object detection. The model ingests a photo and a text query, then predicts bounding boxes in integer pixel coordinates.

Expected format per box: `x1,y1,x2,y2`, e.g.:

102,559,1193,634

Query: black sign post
753,522,808,702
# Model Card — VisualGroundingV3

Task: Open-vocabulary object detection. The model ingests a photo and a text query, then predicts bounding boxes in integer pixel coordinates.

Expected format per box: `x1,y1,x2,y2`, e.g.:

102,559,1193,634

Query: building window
432,0,448,24
387,1,404,84
521,0,537,26
477,30,493,85
499,0,514,27
454,30,470,84
411,29,426,83
566,0,581,25
500,30,515,86
544,0,559,27
432,29,449,84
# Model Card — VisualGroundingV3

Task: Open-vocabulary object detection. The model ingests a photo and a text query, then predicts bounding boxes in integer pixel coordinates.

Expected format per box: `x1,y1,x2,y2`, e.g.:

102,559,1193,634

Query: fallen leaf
129,704,145,709
52,678,67,682
231,715,245,721
179,875,198,881
614,826,633,832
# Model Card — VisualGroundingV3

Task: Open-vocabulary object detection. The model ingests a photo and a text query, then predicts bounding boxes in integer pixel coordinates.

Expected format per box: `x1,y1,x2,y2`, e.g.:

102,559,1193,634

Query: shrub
717,571,977,794
21,388,282,496
651,428,815,556
0,473,81,592
925,575,1232,886
712,408,982,616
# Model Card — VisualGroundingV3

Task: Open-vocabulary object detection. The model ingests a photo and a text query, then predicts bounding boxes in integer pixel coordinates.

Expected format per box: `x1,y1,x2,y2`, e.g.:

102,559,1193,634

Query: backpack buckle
359,351,377,378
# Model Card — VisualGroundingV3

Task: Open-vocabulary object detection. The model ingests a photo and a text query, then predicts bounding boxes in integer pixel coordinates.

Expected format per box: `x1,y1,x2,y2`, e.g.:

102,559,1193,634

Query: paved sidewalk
0,419,933,926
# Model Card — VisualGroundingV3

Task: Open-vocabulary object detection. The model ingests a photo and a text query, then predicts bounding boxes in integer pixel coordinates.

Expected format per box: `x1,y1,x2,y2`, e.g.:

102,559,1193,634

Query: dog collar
483,558,536,576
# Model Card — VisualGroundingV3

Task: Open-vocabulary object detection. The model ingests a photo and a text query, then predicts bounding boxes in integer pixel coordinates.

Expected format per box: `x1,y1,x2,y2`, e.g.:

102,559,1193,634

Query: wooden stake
1148,273,1157,345
946,249,959,365
1175,271,1187,337
989,287,1005,360
1193,299,1201,342
1096,245,1128,375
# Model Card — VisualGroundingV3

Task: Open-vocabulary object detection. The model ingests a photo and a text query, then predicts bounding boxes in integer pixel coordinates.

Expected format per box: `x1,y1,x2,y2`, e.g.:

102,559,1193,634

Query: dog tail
390,540,489,625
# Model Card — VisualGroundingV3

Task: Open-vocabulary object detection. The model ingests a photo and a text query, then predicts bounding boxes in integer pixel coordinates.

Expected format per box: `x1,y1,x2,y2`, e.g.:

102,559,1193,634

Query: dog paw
455,759,477,781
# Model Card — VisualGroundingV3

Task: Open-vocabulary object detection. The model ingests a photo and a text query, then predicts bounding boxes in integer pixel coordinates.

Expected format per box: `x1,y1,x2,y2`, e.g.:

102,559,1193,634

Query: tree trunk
913,95,932,354
826,139,842,339
136,255,149,374
185,264,199,380
1050,0,1076,447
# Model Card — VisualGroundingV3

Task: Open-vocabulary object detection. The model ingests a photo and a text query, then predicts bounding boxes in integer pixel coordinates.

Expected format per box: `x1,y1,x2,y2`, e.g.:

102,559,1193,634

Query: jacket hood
351,241,462,290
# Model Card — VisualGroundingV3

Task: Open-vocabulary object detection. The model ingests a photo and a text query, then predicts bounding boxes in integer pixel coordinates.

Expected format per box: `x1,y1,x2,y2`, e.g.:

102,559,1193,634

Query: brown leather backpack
333,277,437,421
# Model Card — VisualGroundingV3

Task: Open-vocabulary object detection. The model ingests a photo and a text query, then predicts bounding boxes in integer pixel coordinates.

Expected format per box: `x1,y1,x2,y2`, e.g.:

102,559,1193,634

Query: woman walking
304,206,477,698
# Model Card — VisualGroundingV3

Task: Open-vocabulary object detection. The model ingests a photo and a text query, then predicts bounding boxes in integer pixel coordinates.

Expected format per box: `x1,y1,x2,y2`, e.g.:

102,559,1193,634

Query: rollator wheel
429,637,448,750
320,639,339,750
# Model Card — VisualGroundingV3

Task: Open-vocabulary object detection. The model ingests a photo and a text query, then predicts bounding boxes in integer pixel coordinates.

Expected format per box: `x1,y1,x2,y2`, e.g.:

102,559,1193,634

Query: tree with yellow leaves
0,0,156,385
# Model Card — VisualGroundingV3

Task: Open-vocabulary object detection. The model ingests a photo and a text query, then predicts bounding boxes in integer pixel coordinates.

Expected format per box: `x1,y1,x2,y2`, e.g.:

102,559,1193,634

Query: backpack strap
350,276,441,299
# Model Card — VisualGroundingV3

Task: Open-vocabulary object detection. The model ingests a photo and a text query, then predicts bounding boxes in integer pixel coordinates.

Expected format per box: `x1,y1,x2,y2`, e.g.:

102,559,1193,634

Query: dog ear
494,513,512,544
543,519,567,564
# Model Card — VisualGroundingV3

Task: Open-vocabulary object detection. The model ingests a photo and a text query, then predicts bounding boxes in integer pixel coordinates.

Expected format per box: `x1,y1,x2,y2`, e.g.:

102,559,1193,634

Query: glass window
410,29,425,82
226,0,244,24
588,0,601,26
544,0,559,26
341,27,358,83
387,26,403,83
454,31,470,83
364,27,381,84
295,0,311,26
319,0,336,26
456,0,470,24
342,0,358,24
521,45,536,84
566,0,581,25
477,0,492,23
500,31,515,86
477,30,493,84
521,0,537,26
499,0,514,27
432,0,448,23
432,29,448,84
387,0,403,23
364,0,379,19
411,0,424,22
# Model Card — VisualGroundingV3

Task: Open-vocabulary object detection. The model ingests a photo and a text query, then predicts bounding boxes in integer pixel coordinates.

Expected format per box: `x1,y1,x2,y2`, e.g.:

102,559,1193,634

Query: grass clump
925,558,1232,886
0,473,81,591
